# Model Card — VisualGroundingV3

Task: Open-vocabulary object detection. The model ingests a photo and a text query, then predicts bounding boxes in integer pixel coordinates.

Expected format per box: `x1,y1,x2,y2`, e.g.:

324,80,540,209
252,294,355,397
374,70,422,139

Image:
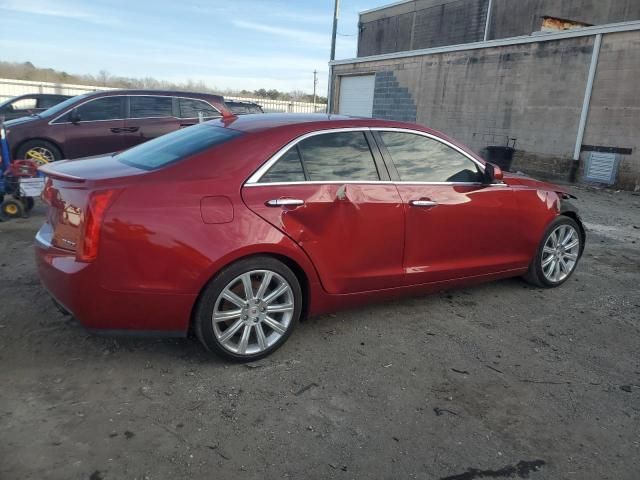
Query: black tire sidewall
531,216,582,288
17,140,62,162
195,256,302,361
1,199,25,219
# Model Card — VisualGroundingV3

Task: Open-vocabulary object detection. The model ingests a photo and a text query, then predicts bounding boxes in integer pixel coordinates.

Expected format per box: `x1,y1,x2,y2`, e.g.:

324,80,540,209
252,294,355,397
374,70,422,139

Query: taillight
77,189,120,262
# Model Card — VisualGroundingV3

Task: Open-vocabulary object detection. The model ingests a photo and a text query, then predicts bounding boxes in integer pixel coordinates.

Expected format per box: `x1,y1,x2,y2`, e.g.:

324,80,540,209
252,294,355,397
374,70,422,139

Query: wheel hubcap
212,270,294,355
5,204,18,215
25,147,54,165
541,224,580,283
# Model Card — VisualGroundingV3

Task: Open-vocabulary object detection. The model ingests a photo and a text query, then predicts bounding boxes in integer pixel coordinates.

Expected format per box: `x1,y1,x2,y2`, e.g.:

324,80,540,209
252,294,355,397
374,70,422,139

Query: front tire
194,256,302,361
524,216,583,288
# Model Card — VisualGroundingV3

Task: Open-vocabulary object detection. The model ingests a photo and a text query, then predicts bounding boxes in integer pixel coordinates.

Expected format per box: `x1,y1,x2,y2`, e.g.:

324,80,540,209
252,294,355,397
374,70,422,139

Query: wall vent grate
584,152,619,185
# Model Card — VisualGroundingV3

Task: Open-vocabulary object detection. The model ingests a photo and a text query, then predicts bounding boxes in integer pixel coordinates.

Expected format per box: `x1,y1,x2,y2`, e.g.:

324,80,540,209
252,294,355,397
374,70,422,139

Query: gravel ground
0,186,639,480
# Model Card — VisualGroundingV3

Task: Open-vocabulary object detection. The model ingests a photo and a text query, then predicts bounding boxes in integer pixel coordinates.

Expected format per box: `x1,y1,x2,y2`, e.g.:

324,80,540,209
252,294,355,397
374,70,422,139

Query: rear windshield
117,123,242,170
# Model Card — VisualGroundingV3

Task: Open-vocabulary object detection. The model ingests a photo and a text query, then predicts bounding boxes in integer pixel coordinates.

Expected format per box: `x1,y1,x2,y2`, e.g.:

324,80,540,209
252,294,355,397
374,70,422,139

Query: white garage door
338,75,375,117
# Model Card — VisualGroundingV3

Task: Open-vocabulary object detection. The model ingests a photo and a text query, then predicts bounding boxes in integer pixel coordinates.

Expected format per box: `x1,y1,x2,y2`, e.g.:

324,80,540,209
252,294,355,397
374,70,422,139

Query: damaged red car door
242,129,405,294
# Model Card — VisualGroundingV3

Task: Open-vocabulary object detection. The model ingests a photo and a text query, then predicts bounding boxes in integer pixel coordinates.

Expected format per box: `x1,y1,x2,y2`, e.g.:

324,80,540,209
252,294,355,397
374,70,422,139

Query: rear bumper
35,226,194,335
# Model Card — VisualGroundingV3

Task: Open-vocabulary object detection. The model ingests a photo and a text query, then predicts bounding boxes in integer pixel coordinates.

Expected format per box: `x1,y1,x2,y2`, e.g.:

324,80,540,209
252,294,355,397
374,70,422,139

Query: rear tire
194,256,302,361
16,140,62,164
524,216,583,288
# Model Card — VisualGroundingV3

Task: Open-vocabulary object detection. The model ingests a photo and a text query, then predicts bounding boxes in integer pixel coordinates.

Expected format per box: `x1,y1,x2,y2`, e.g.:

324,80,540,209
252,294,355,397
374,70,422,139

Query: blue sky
0,0,392,94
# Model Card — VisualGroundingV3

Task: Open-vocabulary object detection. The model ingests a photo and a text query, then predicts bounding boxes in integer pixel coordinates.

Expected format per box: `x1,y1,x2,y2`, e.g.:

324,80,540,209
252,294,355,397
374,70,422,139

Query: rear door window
130,96,173,118
260,147,306,183
297,131,379,181
179,98,220,119
117,124,241,170
75,96,124,122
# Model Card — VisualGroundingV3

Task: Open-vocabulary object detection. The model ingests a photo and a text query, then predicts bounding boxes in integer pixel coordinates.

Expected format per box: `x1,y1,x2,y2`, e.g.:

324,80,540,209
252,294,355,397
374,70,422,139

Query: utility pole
330,0,340,61
313,70,318,111
328,0,340,113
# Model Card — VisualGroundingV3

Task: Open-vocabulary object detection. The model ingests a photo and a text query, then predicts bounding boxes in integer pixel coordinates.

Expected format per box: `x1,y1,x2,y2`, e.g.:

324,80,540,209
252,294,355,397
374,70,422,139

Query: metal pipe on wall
574,33,602,161
483,0,493,41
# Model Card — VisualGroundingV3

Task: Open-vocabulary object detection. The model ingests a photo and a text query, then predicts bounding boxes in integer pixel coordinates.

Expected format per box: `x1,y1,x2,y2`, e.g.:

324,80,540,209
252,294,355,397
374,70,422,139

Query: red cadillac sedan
36,114,585,360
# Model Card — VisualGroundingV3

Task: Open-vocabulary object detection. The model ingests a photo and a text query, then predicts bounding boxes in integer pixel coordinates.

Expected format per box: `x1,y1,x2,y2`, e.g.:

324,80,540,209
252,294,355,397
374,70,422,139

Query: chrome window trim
48,94,221,125
245,126,498,187
244,180,507,188
245,180,395,187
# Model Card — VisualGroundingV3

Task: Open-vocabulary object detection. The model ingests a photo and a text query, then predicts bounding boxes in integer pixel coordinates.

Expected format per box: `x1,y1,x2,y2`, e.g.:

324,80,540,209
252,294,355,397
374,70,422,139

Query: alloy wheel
212,269,295,356
541,224,580,283
24,147,54,165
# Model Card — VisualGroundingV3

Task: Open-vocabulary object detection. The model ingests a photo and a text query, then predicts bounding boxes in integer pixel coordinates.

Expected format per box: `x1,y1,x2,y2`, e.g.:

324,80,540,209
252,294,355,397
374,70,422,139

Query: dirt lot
0,186,639,480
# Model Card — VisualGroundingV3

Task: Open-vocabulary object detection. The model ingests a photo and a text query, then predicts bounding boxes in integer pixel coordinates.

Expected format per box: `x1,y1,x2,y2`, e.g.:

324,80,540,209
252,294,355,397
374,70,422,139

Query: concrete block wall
410,37,594,161
357,0,640,58
333,31,640,189
358,0,489,57
581,31,640,191
489,0,640,40
372,71,418,122
411,0,488,49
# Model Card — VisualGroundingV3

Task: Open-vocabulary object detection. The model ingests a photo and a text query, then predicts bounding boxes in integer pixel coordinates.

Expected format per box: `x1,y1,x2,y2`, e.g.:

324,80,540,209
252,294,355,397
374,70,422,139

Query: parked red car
36,114,585,360
4,89,230,163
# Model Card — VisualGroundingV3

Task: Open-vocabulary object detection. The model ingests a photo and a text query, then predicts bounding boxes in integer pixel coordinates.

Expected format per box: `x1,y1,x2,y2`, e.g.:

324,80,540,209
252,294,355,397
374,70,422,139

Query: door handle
110,127,139,133
410,199,438,207
265,199,305,207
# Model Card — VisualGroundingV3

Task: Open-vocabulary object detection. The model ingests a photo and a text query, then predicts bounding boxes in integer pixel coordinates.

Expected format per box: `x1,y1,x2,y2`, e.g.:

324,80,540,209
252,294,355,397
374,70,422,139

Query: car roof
81,89,224,100
209,113,426,133
225,100,260,105
0,93,70,105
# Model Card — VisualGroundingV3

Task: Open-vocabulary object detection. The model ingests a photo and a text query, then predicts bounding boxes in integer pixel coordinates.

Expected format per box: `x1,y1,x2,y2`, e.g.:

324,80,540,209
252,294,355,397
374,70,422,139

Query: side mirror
484,162,503,184
70,109,81,124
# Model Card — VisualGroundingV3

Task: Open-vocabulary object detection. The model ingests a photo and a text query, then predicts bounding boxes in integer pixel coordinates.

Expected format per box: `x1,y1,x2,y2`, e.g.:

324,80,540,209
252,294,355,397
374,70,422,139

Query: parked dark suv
0,94,71,121
4,90,231,162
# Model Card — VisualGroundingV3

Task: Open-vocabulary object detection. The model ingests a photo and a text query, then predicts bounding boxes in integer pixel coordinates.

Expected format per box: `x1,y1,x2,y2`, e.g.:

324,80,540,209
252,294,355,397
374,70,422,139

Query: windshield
117,123,242,170
37,93,92,118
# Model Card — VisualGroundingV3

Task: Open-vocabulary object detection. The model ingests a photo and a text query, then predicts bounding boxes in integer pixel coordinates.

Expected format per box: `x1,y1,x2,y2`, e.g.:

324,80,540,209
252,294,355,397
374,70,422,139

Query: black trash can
484,146,515,172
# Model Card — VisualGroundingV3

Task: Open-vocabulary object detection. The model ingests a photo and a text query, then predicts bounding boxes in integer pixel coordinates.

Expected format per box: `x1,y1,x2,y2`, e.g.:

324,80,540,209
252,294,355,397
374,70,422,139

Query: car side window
260,147,306,183
179,98,220,119
130,96,173,118
379,131,482,183
38,97,66,109
11,98,37,111
297,131,379,182
75,97,124,122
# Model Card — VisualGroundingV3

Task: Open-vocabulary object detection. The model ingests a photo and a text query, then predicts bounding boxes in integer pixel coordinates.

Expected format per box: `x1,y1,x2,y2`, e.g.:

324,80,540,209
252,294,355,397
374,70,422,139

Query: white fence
0,78,326,114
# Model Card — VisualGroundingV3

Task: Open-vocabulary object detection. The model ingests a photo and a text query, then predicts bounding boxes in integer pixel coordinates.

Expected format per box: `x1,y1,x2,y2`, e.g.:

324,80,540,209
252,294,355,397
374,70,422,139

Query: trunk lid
39,155,143,256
